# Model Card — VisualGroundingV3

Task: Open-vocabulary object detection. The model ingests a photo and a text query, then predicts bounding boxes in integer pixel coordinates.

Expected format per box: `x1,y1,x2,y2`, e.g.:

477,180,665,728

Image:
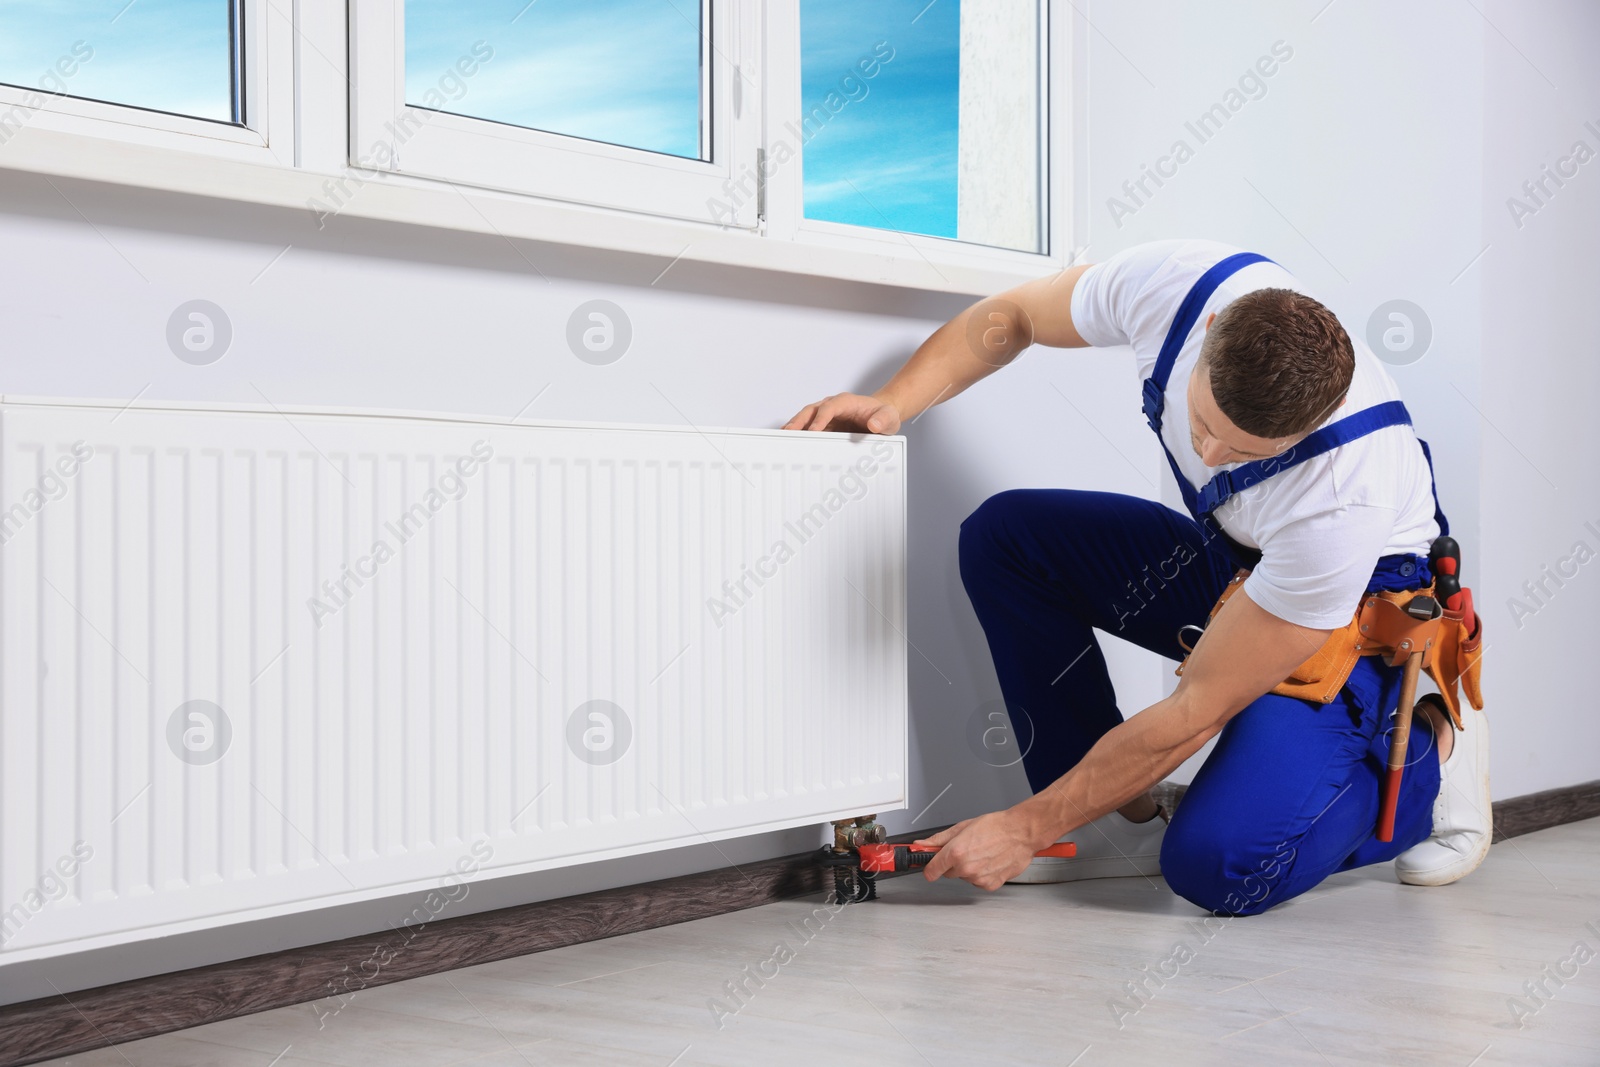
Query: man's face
1185,365,1303,468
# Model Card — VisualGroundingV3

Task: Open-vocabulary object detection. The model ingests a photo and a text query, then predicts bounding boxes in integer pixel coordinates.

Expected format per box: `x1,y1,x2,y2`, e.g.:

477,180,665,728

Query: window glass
0,0,236,123
800,0,1043,253
405,0,708,161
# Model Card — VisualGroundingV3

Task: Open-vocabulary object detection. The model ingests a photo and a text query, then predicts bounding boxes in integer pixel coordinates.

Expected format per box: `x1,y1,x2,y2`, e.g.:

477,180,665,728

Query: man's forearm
1006,587,1332,847
1010,691,1217,847
873,304,1026,421
873,264,1094,422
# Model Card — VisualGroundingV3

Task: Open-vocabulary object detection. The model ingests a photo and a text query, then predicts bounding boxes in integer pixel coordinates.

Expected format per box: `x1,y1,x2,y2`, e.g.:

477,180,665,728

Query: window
794,0,1047,254
0,0,238,124
2,0,1067,291
0,0,292,165
350,0,757,226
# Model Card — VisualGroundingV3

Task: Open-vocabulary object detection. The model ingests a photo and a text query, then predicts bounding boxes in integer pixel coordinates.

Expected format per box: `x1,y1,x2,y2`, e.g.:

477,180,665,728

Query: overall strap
1418,438,1449,537
1193,400,1414,517
1141,250,1275,555
1142,251,1274,434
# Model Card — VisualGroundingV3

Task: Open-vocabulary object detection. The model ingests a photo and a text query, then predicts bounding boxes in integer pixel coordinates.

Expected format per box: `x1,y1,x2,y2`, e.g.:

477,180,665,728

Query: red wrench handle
858,840,1077,873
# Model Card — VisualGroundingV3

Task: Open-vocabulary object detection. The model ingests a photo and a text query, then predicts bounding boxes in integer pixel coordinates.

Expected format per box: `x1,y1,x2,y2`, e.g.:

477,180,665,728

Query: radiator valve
822,815,886,904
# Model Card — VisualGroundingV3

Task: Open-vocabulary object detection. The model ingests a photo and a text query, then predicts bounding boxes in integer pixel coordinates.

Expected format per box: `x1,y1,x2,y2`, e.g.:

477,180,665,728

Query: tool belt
1176,570,1484,729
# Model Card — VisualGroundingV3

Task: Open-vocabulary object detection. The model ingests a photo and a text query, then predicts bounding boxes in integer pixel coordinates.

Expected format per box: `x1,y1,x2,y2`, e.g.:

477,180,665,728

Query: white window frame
0,0,294,166
0,1,1079,297
348,0,761,228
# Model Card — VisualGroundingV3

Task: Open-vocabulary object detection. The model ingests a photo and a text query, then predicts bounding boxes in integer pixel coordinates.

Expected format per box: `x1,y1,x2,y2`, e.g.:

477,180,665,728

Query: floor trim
0,830,910,1067
5,780,1597,1066
1491,779,1600,840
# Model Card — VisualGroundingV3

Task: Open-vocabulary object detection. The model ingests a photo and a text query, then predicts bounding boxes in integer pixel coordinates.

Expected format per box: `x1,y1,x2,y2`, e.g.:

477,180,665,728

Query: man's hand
914,809,1044,891
782,392,902,434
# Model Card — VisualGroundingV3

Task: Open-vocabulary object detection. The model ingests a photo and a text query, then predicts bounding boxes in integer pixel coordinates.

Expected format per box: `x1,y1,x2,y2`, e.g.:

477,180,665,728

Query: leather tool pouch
1176,569,1484,727
1423,606,1484,729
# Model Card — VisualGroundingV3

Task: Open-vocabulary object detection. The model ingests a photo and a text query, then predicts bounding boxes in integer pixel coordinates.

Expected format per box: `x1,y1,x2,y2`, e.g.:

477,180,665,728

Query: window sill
0,126,1062,299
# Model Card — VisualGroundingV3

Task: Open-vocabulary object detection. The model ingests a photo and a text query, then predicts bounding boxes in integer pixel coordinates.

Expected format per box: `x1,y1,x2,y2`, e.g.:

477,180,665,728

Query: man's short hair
1198,288,1354,438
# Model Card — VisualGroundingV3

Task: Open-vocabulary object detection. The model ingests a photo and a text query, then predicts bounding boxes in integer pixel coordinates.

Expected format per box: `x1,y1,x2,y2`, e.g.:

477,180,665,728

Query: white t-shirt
1070,239,1440,629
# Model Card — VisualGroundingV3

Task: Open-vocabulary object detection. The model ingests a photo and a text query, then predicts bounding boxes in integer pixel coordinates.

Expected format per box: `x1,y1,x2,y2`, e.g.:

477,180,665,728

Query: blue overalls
958,252,1446,915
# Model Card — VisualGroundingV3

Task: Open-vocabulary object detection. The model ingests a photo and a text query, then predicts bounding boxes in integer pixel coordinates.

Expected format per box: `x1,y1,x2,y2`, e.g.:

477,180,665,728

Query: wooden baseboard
0,827,936,1067
4,781,1597,1067
1491,779,1600,841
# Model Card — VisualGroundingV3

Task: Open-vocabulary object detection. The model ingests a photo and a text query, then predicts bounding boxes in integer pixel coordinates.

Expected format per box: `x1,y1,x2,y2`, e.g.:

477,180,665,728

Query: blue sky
800,0,959,240
0,0,232,122
405,0,704,160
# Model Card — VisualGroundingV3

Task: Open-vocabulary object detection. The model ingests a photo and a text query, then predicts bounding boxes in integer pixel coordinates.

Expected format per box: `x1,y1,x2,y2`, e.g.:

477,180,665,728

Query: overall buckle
1141,378,1164,432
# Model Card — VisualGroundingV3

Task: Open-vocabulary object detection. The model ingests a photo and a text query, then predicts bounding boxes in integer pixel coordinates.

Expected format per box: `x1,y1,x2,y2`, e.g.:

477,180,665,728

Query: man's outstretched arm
918,586,1331,890
782,265,1095,434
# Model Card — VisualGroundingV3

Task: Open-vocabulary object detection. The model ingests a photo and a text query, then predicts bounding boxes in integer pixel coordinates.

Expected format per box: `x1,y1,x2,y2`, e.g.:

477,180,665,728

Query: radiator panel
0,399,907,961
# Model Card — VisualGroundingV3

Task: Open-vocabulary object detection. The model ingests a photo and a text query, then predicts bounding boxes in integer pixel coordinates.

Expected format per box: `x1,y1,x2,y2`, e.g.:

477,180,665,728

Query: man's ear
1205,312,1216,330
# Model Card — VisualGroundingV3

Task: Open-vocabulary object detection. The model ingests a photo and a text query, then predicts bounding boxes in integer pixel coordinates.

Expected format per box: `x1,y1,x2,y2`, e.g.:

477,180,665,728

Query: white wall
1,0,1593,1002
1479,0,1600,795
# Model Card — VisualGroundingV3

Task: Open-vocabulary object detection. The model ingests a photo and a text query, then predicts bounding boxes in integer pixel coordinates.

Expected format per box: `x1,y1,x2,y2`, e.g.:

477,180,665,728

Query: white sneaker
1396,696,1492,886
1007,807,1168,884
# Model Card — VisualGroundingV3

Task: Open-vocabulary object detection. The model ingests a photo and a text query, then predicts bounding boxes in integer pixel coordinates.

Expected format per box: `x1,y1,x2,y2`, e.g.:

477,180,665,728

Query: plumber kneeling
785,240,1490,914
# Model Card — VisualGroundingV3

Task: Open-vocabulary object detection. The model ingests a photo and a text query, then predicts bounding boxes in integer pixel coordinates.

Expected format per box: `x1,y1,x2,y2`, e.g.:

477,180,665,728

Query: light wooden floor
43,818,1600,1066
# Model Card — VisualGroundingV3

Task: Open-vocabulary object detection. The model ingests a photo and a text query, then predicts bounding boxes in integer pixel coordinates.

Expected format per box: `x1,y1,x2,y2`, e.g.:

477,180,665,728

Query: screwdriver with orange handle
857,840,1077,873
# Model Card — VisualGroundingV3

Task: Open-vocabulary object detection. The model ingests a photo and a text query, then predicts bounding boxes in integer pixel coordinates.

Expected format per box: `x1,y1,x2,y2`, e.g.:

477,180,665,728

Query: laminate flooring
40,818,1600,1066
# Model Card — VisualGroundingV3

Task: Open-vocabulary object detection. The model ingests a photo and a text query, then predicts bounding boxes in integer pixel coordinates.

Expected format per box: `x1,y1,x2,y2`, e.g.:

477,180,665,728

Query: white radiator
0,396,907,963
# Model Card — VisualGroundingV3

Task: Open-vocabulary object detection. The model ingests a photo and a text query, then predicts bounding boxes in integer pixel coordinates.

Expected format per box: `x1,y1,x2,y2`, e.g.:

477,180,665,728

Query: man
783,240,1490,915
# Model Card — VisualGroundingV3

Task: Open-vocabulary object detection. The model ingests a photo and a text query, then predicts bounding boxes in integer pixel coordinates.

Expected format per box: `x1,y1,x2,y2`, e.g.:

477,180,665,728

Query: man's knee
960,489,1038,542
958,490,1042,582
1160,814,1297,917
